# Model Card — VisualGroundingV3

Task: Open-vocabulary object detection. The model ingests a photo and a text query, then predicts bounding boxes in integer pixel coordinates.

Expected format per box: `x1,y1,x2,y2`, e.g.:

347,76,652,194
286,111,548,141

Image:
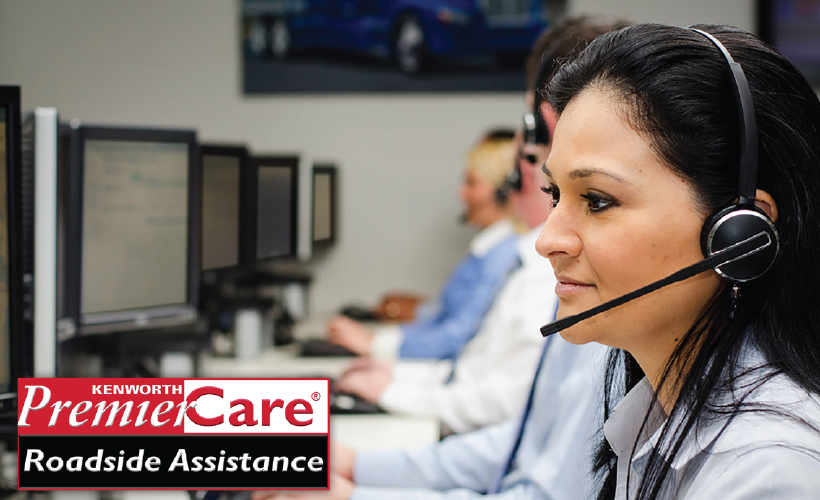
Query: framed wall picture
240,0,563,93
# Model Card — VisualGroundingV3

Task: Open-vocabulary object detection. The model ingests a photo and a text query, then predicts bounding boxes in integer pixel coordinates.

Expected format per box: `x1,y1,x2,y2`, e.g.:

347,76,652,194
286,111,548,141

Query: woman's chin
558,324,596,345
554,298,623,346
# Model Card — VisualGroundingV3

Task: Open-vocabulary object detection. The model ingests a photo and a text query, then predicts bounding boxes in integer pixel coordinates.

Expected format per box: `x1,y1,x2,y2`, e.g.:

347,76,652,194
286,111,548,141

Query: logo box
17,378,329,490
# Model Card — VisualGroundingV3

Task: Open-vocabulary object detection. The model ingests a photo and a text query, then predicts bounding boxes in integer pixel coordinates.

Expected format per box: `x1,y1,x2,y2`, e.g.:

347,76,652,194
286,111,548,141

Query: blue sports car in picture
243,0,552,73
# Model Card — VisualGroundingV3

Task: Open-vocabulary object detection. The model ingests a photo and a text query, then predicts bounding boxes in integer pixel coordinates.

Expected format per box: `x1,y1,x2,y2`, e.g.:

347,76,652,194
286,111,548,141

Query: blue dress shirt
397,219,519,359
351,337,609,500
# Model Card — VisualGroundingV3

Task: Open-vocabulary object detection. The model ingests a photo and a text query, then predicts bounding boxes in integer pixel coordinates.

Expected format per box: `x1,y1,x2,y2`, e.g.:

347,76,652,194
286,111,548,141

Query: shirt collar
604,342,778,474
470,218,516,257
604,377,666,462
516,223,545,267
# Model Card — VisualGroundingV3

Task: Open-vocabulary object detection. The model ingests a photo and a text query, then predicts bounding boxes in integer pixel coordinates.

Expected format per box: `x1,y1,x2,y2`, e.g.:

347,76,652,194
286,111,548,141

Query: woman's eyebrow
543,164,631,184
569,167,629,183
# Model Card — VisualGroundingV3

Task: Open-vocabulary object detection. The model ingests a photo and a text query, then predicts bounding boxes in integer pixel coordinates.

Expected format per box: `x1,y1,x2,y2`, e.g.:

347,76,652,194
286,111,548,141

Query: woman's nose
536,203,582,260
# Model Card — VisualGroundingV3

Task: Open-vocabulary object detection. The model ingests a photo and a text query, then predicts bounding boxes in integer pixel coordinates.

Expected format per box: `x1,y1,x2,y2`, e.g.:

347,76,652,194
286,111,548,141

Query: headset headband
690,28,759,205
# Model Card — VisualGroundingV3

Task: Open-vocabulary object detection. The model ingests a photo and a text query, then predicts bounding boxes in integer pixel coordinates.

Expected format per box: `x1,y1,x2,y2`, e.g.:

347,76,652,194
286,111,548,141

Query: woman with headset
536,24,820,498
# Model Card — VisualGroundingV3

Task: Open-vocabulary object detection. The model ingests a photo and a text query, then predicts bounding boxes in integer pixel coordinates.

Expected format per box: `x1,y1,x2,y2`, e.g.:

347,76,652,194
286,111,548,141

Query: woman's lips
555,279,595,297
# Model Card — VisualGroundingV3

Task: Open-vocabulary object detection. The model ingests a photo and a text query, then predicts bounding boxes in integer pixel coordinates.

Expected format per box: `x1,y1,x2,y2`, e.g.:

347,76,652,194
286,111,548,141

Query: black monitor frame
252,155,299,261
57,123,72,327
311,163,337,247
757,0,820,85
0,86,25,417
199,144,256,274
757,0,775,41
64,125,200,335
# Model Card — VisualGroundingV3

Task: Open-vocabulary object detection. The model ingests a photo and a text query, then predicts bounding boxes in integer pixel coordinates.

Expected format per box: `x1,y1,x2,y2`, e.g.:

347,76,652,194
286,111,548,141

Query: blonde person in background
327,130,521,361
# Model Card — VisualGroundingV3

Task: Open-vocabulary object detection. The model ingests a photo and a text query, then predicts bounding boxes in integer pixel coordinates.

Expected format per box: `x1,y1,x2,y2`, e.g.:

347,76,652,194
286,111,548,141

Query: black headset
523,107,550,149
496,52,556,203
692,28,779,282
525,51,555,148
468,130,516,213
495,154,522,203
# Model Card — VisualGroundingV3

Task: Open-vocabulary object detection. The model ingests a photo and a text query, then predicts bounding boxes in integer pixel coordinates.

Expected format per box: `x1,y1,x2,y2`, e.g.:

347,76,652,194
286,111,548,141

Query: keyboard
298,338,357,357
329,391,385,415
307,378,384,415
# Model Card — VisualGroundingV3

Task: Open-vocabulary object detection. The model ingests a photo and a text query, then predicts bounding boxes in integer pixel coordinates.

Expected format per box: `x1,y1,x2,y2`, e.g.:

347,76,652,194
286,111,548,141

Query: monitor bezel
0,86,24,415
252,154,299,261
757,0,775,42
66,125,200,335
199,144,255,274
757,0,820,85
311,163,338,247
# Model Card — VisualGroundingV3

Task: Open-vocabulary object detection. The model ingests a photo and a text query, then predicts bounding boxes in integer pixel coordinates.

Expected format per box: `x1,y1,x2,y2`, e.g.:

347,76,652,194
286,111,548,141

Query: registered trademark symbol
311,392,321,401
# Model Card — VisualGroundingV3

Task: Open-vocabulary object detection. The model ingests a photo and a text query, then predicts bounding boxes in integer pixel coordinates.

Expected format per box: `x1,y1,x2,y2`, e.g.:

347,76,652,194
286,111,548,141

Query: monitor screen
312,165,336,244
82,139,189,314
255,156,298,260
201,152,241,270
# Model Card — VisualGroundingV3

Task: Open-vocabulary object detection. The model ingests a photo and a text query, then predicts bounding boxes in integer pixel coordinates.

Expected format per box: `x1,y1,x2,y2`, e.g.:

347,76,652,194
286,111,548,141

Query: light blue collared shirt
398,219,519,359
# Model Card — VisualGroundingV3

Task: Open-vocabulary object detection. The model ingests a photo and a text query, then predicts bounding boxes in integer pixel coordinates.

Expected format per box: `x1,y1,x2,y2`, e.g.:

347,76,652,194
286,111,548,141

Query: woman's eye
580,192,618,213
540,185,560,208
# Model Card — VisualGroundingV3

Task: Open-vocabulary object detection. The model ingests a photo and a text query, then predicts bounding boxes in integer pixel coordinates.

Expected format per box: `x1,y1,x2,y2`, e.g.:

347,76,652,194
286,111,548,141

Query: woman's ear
538,102,559,143
754,189,778,223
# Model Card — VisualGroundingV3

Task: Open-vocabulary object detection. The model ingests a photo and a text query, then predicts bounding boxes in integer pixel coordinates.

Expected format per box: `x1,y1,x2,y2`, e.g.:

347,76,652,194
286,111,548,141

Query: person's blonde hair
466,129,516,188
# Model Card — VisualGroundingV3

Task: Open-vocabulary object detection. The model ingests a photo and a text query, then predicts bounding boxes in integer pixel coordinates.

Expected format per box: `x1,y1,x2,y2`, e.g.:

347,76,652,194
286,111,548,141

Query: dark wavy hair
545,23,820,498
525,15,632,93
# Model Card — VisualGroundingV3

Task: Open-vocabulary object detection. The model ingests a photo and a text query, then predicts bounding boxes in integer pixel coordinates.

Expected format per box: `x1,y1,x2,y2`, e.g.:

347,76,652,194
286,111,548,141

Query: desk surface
332,414,439,450
200,344,354,379
199,345,441,451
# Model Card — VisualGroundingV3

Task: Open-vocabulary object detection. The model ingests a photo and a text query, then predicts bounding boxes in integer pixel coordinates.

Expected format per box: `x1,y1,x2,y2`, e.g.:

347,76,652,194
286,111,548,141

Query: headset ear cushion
701,206,779,281
534,115,550,145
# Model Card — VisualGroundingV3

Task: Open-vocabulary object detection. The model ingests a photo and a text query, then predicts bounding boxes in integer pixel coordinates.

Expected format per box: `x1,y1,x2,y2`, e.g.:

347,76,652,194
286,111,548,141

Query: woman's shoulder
678,374,820,497
710,372,820,457
680,436,820,498
478,234,519,268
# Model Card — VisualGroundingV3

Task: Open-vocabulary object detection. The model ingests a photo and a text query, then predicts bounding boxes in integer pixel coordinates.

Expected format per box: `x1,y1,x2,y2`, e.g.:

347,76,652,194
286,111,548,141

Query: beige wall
570,0,755,30
0,0,756,314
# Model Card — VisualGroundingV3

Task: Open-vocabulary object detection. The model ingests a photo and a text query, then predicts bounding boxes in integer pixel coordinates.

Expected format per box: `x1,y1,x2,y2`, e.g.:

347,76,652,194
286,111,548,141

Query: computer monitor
199,144,254,273
0,86,25,417
758,0,820,84
253,155,299,260
63,125,200,335
311,164,337,246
